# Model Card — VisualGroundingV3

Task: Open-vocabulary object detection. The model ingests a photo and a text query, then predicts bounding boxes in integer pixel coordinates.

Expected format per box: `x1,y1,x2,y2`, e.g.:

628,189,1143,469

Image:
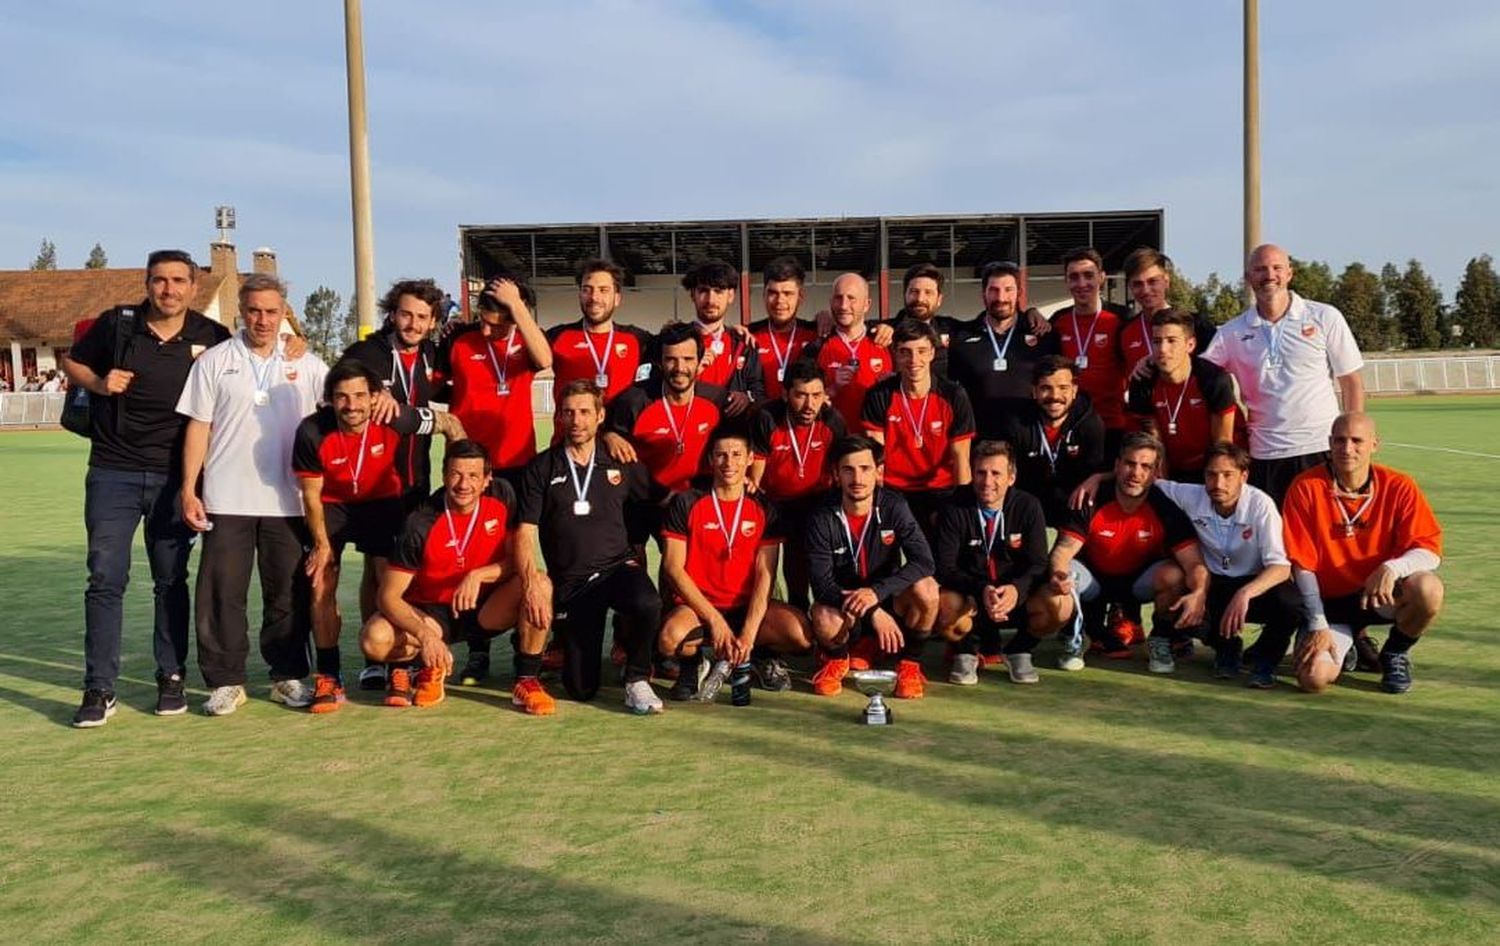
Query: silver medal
573,500,591,516
1076,355,1089,370
252,390,270,407
594,373,609,388
992,358,1007,372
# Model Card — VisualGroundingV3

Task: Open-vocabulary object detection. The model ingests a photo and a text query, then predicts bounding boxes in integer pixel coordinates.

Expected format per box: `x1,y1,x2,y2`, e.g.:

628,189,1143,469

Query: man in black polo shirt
516,379,668,714
948,261,1060,440
61,250,232,727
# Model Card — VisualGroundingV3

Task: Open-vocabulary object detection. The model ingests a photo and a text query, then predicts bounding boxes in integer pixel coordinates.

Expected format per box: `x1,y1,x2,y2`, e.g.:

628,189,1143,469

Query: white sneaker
948,653,980,685
1148,637,1176,674
623,679,664,715
270,678,313,707
1057,650,1085,672
1006,653,1040,684
203,685,247,716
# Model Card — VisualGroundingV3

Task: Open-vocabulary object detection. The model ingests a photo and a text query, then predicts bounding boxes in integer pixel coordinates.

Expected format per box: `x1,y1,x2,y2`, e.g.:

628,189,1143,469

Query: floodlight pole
345,0,377,338
1243,0,1261,272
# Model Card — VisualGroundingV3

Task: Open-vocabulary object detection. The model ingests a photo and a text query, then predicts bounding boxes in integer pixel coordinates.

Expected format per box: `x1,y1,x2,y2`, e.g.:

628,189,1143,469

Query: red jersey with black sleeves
1117,311,1219,373
695,323,766,400
293,404,433,505
860,375,975,491
444,327,541,470
1126,359,1238,478
748,318,820,401
661,488,781,609
389,481,518,606
607,379,728,493
751,400,847,502
1060,482,1197,579
546,321,654,405
810,331,892,431
1052,303,1129,429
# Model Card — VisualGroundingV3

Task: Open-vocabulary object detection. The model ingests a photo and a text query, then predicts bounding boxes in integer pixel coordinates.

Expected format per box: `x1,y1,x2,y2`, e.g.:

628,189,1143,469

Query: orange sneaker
979,652,1007,669
894,659,927,699
848,636,877,672
308,673,345,714
511,676,557,716
384,666,413,707
1109,608,1145,647
413,665,445,707
812,656,850,696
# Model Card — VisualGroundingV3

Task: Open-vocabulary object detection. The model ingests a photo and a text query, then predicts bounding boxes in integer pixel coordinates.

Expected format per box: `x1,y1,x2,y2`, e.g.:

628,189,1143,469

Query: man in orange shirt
1281,413,1444,694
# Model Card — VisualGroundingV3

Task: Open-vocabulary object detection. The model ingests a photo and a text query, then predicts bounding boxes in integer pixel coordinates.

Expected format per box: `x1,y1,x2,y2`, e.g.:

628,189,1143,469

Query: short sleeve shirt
751,401,847,502
293,405,431,505
1061,483,1198,578
390,488,517,606
446,327,541,471
661,489,781,609
1153,479,1288,578
860,376,976,491
546,322,653,405
1126,359,1237,477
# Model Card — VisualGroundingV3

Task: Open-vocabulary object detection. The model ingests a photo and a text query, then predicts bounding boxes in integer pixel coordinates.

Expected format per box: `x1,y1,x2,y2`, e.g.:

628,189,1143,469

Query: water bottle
730,662,752,706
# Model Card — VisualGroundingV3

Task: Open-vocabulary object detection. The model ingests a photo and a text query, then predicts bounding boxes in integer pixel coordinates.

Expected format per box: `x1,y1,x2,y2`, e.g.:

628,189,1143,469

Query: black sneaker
357,663,387,691
457,651,490,687
1245,659,1276,689
1380,652,1413,694
1354,632,1383,673
72,688,117,728
155,673,188,716
669,657,701,702
752,657,792,691
1213,639,1244,679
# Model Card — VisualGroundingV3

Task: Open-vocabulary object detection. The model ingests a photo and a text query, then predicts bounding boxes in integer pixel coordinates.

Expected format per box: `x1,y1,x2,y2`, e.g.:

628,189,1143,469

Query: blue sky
2,1,1496,306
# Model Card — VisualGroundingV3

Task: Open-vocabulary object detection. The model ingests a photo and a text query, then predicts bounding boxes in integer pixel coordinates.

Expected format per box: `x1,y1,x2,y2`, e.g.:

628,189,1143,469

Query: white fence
1362,355,1500,394
0,391,65,427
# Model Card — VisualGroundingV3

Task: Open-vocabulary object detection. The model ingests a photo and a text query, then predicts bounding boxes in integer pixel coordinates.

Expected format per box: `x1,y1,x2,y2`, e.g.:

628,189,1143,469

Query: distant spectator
41,370,64,392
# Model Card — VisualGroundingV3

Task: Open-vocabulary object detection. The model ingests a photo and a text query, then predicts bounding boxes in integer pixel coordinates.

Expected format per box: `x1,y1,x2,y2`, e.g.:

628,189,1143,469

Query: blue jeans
83,466,196,691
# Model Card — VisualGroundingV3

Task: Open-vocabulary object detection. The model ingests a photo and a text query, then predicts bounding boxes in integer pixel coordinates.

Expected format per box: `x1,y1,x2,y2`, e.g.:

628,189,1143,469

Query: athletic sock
315,646,341,676
466,632,492,656
1382,627,1419,655
514,652,543,680
1003,630,1040,655
825,644,850,659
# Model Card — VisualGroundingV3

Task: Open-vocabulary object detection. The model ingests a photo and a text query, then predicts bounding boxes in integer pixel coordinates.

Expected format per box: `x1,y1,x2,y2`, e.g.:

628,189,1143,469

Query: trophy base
860,698,893,725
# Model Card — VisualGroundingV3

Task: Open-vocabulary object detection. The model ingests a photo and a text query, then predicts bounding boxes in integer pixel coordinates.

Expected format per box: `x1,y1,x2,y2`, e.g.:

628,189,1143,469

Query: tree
84,243,108,269
1453,255,1499,348
1199,273,1244,325
1392,260,1442,350
1166,269,1205,314
300,286,349,362
1288,257,1335,303
30,238,57,271
1331,262,1388,351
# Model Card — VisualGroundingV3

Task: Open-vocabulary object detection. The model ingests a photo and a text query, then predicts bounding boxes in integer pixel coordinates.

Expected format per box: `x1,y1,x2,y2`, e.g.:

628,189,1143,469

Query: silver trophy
851,670,896,725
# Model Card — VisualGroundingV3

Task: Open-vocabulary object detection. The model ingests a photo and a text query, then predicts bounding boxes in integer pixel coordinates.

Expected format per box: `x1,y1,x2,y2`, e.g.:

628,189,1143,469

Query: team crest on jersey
284,368,299,381
939,333,950,347
1066,444,1080,456
741,521,756,537
1301,324,1317,338
606,469,622,485
1025,334,1038,346
870,358,884,371
615,343,629,357
1136,529,1153,541
879,529,895,546
1008,534,1023,548
370,443,385,456
736,356,746,368
483,519,499,534
1242,527,1253,540
1094,334,1108,346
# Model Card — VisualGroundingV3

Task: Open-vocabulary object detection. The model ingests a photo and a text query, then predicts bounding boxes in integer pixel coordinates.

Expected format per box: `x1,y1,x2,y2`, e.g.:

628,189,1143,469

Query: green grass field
2,397,1498,945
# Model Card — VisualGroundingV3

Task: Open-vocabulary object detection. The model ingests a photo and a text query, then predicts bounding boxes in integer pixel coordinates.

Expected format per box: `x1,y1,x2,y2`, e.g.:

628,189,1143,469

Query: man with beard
1051,248,1130,456
749,359,848,610
997,356,1107,527
682,259,763,415
948,261,1060,442
811,273,892,430
659,425,813,701
749,256,819,402
880,263,964,379
547,258,655,406
1024,433,1208,674
1118,248,1217,376
516,380,667,714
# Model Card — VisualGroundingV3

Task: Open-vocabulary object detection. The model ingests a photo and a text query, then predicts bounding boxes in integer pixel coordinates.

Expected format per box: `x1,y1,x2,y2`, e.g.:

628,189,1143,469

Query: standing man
804,436,939,700
659,425,813,700
62,250,231,727
1126,309,1238,481
861,320,975,536
882,263,964,379
1051,248,1130,455
1281,413,1443,695
1118,248,1217,375
748,256,819,402
1201,243,1365,504
547,258,655,406
178,274,329,716
932,441,1048,685
749,359,847,609
517,380,667,714
949,261,1060,441
998,356,1107,527
812,273,892,430
682,258,764,414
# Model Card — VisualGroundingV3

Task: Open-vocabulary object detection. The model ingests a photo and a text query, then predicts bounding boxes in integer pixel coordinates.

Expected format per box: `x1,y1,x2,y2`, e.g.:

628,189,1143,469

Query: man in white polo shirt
1201,244,1364,505
178,273,329,716
1151,442,1301,687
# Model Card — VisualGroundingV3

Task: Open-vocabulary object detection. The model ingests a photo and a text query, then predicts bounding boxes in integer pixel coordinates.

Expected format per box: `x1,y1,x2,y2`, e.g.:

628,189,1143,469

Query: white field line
1384,441,1500,460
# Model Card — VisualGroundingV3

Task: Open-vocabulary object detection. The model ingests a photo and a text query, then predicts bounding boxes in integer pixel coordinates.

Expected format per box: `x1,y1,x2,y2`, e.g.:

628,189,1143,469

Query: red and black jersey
932,487,1049,599
751,400,848,502
661,488,781,609
607,378,728,493
1060,482,1197,579
546,321,654,405
1117,310,1219,372
694,323,766,400
444,327,542,471
860,376,975,492
1126,359,1238,479
748,317,820,401
389,481,518,606
345,329,442,498
1051,302,1130,430
809,331,893,431
293,404,433,505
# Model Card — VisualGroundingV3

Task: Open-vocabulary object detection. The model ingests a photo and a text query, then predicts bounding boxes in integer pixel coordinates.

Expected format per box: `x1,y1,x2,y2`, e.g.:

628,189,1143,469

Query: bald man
1201,244,1365,504
1278,413,1444,695
810,274,893,430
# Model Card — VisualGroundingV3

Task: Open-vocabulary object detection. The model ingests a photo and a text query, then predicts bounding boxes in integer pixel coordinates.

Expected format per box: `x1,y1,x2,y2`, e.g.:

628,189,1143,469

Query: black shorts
324,498,404,560
415,601,481,645
1250,451,1329,506
1322,590,1400,631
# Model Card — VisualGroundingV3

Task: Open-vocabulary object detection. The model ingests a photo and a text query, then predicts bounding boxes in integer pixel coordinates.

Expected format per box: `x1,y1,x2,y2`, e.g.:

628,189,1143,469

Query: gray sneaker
698,659,732,702
948,653,980,685
203,685,247,716
1006,653,1040,684
1147,637,1176,674
751,657,792,692
269,678,313,708
623,679,664,715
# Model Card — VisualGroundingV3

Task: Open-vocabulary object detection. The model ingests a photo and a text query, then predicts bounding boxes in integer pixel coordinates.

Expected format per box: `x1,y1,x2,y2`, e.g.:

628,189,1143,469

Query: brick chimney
208,240,239,327
252,246,278,275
